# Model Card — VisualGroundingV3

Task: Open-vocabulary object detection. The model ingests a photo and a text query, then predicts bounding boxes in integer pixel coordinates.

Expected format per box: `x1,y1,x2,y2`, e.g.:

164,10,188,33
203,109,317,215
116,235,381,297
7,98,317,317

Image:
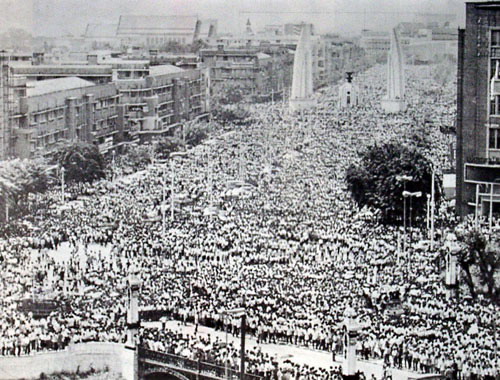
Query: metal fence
139,347,263,380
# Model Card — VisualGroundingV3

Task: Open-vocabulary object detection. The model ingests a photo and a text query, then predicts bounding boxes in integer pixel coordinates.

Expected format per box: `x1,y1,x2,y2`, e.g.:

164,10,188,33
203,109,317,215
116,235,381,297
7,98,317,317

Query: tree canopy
346,136,441,224
0,158,52,221
49,141,106,184
154,136,183,160
184,122,210,147
455,227,500,302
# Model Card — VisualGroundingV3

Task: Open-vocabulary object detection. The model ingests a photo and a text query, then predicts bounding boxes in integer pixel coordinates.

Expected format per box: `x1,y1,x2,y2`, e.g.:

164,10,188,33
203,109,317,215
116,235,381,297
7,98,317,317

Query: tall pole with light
61,167,65,203
162,164,166,236
403,191,422,274
396,175,413,256
112,150,116,182
170,159,175,222
430,169,436,250
426,193,431,237
5,194,8,223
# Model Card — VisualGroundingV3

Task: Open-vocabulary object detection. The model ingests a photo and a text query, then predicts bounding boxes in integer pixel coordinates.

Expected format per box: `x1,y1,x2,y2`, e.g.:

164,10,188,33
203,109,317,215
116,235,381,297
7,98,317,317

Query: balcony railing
466,156,500,166
139,347,263,380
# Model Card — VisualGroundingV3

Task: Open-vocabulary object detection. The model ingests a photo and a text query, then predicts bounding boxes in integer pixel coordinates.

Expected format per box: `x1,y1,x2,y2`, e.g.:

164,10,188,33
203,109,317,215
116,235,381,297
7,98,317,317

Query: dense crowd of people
0,64,498,380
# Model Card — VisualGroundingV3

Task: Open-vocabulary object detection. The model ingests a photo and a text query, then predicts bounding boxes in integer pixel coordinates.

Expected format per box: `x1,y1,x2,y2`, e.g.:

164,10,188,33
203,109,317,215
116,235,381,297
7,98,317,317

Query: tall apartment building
456,2,500,217
0,53,28,160
12,77,120,158
116,64,208,144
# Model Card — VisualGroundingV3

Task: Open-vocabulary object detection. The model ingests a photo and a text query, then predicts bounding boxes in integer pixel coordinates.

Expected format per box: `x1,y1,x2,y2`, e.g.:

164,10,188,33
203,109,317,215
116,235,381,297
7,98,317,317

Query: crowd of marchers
0,64,498,380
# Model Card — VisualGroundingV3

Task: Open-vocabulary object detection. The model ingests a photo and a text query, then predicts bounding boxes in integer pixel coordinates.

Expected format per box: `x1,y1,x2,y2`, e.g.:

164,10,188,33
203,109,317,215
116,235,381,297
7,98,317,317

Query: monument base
289,98,316,112
380,98,406,113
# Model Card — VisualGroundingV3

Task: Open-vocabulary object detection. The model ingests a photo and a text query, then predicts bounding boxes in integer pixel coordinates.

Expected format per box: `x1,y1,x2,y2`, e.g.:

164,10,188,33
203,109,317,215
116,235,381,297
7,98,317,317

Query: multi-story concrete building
11,77,120,158
456,1,500,218
116,64,208,144
360,21,458,63
200,46,293,102
0,50,209,159
0,52,29,160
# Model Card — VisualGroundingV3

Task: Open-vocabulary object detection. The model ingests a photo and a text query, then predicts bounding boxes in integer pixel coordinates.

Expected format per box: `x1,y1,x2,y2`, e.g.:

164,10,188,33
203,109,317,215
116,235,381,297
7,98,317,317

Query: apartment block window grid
489,29,500,151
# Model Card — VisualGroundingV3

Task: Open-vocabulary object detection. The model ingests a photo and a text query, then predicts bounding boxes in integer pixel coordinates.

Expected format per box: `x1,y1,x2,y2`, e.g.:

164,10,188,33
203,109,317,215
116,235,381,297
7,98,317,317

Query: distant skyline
2,0,468,38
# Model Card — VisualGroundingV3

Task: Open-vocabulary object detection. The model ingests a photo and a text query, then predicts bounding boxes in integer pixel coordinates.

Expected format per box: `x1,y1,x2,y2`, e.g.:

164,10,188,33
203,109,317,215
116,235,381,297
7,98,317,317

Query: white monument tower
381,27,406,113
289,23,315,112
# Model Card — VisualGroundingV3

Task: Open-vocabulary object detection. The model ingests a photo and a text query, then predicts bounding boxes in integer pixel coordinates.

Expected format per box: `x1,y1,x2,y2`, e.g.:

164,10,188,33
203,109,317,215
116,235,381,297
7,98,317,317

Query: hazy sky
1,0,469,37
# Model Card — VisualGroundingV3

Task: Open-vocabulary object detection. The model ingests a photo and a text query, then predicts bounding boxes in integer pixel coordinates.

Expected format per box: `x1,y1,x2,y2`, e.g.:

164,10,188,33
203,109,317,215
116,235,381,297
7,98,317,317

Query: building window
489,127,500,149
492,30,500,47
491,95,500,115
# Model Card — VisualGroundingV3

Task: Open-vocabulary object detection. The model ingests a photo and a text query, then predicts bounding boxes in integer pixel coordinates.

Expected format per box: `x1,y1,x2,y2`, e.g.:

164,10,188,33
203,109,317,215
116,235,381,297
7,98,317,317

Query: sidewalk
143,320,431,380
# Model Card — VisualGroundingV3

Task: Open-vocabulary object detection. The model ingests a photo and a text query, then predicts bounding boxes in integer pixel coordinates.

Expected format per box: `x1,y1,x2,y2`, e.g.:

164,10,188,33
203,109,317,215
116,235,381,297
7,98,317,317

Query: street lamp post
162,164,166,236
112,151,116,182
169,151,190,222
170,159,175,222
396,175,413,256
5,194,8,223
426,193,431,237
430,169,436,250
61,167,65,203
403,191,422,274
220,305,246,380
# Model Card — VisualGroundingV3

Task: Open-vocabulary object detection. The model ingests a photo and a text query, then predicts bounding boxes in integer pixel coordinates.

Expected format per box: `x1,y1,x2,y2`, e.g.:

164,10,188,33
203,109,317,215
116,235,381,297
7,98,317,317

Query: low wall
0,342,126,380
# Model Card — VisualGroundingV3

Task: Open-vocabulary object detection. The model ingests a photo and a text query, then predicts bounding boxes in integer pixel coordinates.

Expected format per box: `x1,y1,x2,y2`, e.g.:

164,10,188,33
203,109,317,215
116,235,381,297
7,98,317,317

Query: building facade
116,64,208,144
1,53,29,160
12,77,120,158
200,46,293,102
1,52,209,159
456,2,500,217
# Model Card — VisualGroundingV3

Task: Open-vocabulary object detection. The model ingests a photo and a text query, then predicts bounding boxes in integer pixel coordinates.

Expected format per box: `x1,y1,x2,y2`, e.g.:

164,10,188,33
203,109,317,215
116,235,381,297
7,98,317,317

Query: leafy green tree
155,136,183,160
191,39,208,53
184,122,211,146
213,105,252,126
455,228,500,302
0,158,52,221
346,138,441,224
212,83,246,105
50,141,106,183
118,145,151,173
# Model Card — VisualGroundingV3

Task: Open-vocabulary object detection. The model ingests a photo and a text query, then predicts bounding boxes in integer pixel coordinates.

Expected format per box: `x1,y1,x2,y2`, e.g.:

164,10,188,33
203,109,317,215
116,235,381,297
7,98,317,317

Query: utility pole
162,164,166,236
489,183,494,232
5,194,8,223
426,193,431,237
240,301,246,380
170,159,175,221
475,183,480,229
396,175,413,256
430,170,435,250
61,167,65,203
112,151,116,182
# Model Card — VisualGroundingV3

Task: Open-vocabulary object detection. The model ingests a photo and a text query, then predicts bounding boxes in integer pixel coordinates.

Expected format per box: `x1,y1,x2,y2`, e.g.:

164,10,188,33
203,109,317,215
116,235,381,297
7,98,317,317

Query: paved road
143,320,432,380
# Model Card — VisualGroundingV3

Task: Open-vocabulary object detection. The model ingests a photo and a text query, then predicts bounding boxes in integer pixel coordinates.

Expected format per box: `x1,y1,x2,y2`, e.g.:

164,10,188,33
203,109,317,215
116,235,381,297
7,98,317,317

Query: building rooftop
27,77,95,97
467,1,500,8
117,15,198,36
149,64,185,76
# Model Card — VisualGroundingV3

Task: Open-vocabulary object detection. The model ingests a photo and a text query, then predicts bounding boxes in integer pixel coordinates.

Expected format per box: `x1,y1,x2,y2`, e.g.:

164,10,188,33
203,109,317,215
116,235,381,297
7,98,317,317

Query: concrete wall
0,342,128,380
